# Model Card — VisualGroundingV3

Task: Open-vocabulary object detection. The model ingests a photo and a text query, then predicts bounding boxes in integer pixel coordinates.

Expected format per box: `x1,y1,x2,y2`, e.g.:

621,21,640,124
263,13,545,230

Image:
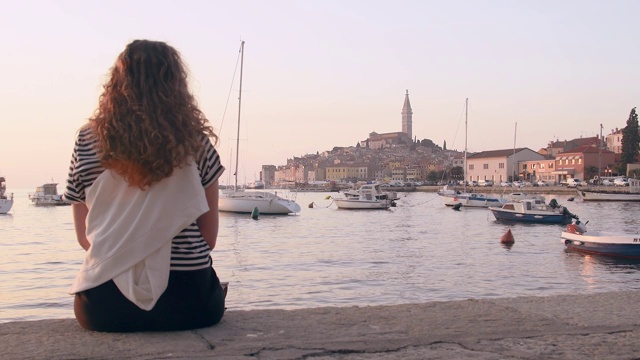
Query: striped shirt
64,126,224,271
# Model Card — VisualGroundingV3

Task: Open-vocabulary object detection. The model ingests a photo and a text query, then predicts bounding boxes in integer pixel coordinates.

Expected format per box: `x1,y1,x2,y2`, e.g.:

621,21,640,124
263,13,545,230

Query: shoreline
2,290,639,359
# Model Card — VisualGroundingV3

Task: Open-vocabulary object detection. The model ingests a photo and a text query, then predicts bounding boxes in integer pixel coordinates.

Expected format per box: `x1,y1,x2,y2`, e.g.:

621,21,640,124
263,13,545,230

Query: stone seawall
2,291,639,359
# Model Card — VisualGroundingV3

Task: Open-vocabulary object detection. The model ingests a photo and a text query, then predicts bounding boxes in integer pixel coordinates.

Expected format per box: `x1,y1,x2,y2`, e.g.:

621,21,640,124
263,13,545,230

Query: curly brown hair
88,39,217,189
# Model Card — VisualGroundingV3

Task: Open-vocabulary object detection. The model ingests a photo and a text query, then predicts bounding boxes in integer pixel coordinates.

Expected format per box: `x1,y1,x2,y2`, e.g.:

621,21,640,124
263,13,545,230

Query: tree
620,107,639,175
449,166,463,180
585,165,599,180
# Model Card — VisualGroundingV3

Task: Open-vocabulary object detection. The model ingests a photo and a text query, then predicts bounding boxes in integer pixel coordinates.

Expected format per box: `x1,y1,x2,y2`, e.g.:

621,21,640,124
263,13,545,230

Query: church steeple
401,89,413,140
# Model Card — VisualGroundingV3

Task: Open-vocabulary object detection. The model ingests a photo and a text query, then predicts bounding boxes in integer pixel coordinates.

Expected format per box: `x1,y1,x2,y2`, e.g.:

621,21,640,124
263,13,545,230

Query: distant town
256,91,635,188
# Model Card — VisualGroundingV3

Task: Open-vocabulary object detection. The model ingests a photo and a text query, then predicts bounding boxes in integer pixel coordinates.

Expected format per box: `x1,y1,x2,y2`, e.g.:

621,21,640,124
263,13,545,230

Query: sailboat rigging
437,98,507,208
218,41,301,215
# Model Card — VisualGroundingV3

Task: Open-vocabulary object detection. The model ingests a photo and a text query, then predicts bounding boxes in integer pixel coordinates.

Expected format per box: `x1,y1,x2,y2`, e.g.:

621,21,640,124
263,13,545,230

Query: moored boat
489,198,576,224
219,190,301,214
577,178,640,201
334,183,394,210
344,183,399,201
29,183,69,206
217,41,301,215
439,186,508,208
561,220,640,259
0,176,14,214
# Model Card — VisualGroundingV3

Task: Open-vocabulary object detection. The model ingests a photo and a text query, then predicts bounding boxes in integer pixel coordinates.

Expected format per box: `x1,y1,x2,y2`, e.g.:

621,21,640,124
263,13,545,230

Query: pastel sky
1,0,638,188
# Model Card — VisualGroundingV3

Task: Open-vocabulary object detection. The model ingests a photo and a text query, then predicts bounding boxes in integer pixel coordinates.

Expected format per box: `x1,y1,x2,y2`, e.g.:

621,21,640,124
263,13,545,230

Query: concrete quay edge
1,290,639,360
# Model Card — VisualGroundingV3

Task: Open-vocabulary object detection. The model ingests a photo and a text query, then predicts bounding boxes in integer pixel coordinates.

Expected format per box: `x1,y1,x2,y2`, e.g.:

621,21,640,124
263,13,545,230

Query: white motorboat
218,41,301,215
0,176,14,214
343,183,399,201
29,183,69,206
507,192,546,202
334,183,395,210
439,189,508,208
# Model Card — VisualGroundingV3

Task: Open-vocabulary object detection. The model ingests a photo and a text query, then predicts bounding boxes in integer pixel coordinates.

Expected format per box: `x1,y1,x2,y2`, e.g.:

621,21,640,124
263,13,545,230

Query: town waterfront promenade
2,290,639,359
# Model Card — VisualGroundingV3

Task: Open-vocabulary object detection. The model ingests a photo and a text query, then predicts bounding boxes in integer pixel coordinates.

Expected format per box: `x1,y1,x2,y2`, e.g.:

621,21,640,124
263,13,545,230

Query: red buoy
500,229,514,244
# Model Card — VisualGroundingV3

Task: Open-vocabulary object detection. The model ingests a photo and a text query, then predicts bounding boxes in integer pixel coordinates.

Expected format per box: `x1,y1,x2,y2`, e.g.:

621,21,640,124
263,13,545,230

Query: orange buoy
500,229,514,244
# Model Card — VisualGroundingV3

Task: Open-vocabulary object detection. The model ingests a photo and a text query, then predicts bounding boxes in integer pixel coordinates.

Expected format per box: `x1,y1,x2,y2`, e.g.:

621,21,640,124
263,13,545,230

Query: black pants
74,267,225,332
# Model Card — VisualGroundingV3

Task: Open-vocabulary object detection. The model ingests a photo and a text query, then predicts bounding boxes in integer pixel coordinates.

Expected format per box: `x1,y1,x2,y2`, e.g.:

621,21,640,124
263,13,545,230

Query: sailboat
438,98,507,208
218,41,301,215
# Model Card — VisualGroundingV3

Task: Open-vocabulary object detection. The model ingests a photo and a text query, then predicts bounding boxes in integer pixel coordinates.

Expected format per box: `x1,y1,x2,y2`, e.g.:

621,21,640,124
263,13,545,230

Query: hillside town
257,91,635,188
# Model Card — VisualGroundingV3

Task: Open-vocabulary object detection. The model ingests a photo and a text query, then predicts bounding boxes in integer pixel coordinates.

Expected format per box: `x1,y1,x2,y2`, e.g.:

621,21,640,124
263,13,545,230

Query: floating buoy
500,229,514,244
251,207,260,220
452,203,462,211
308,202,314,208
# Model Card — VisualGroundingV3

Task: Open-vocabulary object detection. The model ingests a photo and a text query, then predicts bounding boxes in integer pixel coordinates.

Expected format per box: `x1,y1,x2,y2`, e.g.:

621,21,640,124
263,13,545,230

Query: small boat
245,180,265,189
439,186,508,208
344,183,399,201
29,183,69,206
334,183,395,210
489,198,576,224
0,176,14,214
507,192,546,202
577,179,640,201
561,220,640,259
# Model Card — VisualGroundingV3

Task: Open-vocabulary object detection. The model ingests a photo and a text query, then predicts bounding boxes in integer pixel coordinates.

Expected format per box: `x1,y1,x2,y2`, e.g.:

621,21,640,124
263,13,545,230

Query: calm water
2,187,640,323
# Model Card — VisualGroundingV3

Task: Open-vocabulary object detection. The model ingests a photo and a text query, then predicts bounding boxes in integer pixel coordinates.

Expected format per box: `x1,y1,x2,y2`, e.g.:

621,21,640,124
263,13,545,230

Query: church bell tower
401,89,413,140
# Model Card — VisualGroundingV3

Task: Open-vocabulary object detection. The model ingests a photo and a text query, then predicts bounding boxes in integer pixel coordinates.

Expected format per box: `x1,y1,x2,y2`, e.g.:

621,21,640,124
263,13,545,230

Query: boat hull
0,198,13,214
577,190,640,201
334,199,391,210
219,191,301,214
561,231,640,258
490,208,569,224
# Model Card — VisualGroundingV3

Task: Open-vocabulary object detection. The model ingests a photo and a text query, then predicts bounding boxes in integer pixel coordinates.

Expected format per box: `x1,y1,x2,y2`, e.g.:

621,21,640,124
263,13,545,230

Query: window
578,158,582,164
483,164,489,169
571,159,575,165
549,162,554,169
523,164,527,170
469,164,474,170
499,163,505,169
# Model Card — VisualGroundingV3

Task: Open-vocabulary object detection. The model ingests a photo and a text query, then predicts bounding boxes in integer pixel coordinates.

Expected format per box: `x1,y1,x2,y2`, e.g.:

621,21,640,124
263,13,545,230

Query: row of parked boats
437,183,640,260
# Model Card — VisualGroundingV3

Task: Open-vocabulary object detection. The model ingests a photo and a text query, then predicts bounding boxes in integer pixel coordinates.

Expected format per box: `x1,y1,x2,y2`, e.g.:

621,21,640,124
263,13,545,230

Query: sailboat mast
513,122,517,182
233,40,245,191
464,98,468,191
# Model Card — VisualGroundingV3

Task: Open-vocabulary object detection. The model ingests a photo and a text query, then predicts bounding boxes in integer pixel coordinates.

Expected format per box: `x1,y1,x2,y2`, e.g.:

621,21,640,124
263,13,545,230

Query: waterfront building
325,165,369,182
546,136,600,156
518,159,558,184
261,165,276,187
466,148,545,183
605,128,623,154
553,145,616,182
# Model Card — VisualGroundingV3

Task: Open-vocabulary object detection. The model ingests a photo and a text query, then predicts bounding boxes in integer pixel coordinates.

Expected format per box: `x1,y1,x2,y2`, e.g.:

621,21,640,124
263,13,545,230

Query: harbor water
2,188,640,323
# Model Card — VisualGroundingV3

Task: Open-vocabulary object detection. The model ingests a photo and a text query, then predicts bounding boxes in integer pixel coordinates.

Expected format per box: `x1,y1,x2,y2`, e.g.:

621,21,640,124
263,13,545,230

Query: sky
1,0,639,188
